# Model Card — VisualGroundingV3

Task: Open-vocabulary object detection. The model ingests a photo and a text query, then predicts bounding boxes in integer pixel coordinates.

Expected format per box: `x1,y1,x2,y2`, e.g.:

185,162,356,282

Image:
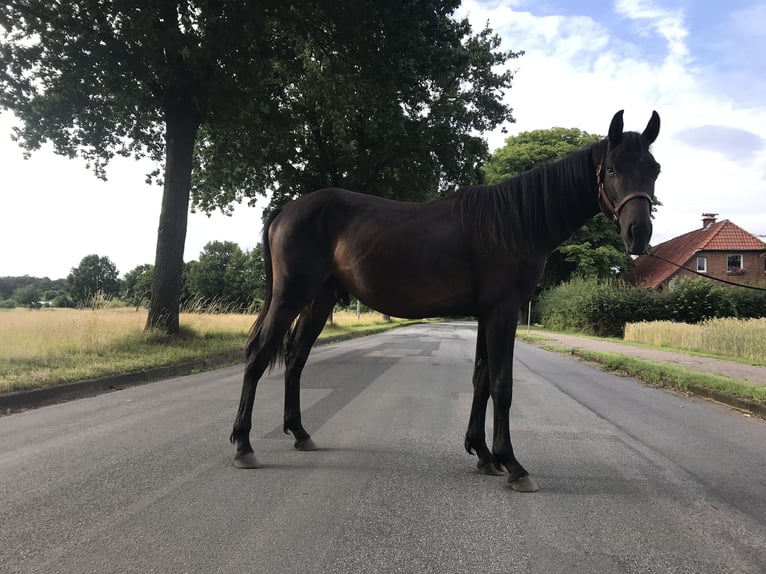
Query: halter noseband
596,158,653,227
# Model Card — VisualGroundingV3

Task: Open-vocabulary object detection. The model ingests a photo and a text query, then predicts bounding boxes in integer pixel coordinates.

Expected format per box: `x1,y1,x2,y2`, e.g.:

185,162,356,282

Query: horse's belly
332,247,475,318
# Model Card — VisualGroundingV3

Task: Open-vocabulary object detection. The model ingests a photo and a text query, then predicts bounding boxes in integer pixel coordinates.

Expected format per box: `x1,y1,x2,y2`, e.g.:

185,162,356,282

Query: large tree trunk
145,113,199,334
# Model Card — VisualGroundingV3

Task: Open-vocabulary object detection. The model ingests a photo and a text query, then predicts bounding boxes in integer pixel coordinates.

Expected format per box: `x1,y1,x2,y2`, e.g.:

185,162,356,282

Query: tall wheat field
624,317,766,363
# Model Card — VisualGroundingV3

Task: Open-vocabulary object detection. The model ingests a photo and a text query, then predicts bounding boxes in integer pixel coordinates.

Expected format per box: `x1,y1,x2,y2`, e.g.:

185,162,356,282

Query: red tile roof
632,219,765,288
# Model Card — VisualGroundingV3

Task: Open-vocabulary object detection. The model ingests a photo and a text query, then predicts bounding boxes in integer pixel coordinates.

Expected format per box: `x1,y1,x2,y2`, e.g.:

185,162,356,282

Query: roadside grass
0,308,416,393
517,332,766,409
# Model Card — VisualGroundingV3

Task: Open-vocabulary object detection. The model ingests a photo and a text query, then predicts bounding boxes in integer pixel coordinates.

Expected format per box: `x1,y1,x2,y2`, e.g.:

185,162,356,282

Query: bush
728,288,766,319
581,285,666,337
52,293,75,308
537,278,609,334
666,278,735,323
537,277,749,338
0,298,17,309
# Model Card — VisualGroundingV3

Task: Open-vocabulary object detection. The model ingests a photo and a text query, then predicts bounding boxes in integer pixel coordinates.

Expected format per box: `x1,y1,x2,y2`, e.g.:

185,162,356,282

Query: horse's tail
245,208,283,371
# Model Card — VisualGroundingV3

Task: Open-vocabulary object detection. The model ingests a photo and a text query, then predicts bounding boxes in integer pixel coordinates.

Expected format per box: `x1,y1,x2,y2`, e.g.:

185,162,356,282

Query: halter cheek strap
596,162,652,226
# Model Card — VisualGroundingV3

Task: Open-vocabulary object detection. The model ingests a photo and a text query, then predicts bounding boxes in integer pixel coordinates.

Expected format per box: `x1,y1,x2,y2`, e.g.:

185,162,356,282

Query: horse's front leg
465,321,504,475
485,310,538,492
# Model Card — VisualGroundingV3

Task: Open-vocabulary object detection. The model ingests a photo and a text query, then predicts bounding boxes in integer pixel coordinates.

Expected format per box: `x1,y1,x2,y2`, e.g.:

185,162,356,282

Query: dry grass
624,318,766,364
0,308,404,393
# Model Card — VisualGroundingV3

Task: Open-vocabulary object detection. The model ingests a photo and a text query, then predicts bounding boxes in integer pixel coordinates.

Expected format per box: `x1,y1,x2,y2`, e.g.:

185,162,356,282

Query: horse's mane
454,138,610,253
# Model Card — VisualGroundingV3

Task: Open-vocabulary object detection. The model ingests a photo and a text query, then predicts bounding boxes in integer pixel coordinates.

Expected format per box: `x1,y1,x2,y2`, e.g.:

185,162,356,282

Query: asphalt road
1,323,765,573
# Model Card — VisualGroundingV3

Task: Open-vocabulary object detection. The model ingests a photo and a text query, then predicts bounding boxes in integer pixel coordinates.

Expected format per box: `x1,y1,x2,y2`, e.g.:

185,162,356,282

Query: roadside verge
0,325,410,414
521,331,766,419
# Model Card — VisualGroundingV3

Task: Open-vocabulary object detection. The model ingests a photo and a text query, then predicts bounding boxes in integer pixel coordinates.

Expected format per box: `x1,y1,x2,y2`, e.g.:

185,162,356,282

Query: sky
2,0,765,280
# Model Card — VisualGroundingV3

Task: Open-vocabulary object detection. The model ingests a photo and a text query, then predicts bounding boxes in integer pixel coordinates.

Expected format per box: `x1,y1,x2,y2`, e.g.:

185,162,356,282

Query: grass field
0,308,412,393
624,318,766,364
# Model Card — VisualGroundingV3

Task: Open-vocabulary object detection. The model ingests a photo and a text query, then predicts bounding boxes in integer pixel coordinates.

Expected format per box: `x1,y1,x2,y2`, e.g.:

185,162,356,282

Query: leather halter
596,158,652,228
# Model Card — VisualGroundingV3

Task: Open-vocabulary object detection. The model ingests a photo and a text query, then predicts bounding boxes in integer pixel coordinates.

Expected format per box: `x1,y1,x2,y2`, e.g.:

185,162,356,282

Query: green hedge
537,277,766,337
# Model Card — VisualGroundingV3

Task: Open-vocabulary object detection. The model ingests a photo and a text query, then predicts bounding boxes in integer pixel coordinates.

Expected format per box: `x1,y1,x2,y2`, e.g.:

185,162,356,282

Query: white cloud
615,0,690,64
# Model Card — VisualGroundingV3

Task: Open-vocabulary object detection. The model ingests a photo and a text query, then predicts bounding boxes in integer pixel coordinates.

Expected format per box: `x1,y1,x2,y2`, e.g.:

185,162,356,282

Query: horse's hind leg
282,280,337,451
465,321,504,476
231,302,304,468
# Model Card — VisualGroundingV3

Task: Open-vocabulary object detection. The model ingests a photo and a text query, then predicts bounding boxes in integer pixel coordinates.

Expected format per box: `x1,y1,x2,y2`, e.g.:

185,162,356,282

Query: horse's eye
607,166,616,175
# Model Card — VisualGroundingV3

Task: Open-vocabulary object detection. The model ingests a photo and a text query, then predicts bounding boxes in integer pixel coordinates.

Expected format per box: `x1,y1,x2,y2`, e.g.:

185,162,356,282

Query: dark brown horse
231,110,661,491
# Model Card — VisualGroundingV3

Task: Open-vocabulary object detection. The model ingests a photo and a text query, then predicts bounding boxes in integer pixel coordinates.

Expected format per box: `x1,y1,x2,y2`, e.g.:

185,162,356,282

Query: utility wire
647,252,766,292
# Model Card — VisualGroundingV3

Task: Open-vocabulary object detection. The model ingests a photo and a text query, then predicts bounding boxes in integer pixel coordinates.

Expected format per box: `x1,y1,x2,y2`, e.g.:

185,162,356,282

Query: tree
52,293,75,308
67,255,120,304
193,5,519,212
42,289,58,302
122,264,154,309
244,244,267,306
482,127,633,288
1,1,518,334
185,241,254,310
12,284,41,308
1,1,297,333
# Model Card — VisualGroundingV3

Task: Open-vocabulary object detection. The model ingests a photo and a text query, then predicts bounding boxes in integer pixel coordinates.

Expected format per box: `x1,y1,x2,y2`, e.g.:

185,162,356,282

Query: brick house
631,214,766,291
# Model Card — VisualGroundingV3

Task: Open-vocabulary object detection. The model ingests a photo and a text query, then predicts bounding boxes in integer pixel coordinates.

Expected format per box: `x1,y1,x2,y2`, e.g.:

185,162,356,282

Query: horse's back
268,188,476,317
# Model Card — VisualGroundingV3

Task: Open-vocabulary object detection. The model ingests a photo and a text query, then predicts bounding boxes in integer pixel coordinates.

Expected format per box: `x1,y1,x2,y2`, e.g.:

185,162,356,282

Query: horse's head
597,110,661,255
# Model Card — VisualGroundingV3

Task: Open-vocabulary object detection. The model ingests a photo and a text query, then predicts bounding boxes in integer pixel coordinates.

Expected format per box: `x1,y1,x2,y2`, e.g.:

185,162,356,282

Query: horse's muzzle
626,221,652,255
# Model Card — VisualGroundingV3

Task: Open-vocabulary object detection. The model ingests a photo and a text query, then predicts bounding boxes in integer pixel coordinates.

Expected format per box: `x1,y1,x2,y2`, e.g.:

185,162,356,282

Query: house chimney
702,213,718,228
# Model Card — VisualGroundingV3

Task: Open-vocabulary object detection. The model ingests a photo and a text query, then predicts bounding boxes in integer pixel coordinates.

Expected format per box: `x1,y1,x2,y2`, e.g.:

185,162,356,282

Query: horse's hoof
507,475,538,492
477,461,505,476
232,452,259,469
294,437,318,451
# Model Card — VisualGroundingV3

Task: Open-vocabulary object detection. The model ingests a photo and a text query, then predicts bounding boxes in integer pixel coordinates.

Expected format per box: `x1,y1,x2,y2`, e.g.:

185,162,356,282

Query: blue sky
2,0,765,279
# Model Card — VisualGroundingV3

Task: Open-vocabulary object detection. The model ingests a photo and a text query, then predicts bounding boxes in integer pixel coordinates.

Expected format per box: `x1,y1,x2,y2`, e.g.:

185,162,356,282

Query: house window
727,254,743,274
696,257,707,273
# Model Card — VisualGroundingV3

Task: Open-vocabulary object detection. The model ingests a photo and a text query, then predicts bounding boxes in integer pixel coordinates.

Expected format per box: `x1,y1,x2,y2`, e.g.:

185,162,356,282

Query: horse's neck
536,148,602,254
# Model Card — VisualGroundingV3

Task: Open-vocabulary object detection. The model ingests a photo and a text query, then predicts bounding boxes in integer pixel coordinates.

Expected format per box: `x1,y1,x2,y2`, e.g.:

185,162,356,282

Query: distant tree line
0,241,266,311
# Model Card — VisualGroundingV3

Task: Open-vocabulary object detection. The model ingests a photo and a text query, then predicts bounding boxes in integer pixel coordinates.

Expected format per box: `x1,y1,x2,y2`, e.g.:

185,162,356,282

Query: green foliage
12,284,42,308
726,287,766,319
0,276,66,300
558,242,629,280
67,254,121,305
0,298,17,309
536,278,601,333
580,284,665,337
483,127,601,183
482,127,632,287
122,264,154,309
51,293,75,308
536,278,660,337
183,241,265,311
666,278,736,323
194,4,520,211
538,277,766,338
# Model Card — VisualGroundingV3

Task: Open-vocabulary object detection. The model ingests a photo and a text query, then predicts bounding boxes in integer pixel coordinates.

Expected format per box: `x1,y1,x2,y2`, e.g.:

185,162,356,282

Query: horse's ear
642,110,660,144
608,110,624,146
